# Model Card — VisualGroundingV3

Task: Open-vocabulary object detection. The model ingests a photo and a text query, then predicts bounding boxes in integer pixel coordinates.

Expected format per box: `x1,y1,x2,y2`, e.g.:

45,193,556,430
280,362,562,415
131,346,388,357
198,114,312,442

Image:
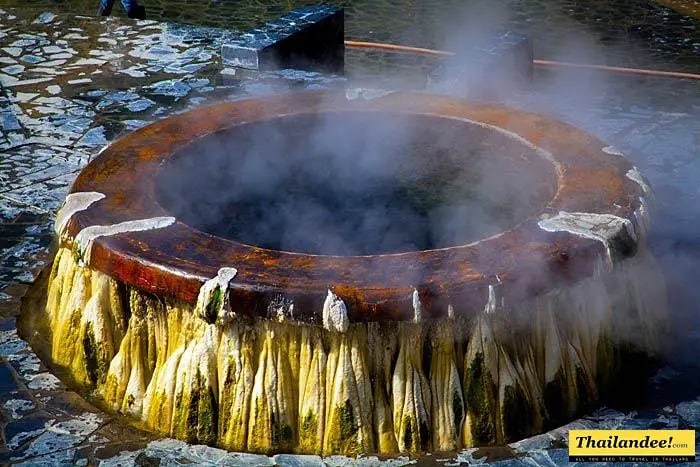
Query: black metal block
221,5,344,73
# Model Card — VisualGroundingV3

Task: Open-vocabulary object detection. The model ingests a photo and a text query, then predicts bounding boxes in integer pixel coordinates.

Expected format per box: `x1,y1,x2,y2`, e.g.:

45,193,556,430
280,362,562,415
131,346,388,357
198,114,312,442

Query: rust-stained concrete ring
61,91,650,325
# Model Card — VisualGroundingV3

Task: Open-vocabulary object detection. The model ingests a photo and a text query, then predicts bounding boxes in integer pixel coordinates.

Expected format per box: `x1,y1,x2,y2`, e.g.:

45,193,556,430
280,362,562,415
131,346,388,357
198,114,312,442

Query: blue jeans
100,0,140,15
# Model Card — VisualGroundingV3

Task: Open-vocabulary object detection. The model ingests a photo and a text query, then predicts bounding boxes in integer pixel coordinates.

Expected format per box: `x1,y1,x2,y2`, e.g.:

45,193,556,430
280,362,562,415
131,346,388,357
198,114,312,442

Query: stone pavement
1,5,700,466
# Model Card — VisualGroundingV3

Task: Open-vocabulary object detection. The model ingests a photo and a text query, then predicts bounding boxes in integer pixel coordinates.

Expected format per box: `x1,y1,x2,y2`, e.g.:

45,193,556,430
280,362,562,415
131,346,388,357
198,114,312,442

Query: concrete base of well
19,244,667,455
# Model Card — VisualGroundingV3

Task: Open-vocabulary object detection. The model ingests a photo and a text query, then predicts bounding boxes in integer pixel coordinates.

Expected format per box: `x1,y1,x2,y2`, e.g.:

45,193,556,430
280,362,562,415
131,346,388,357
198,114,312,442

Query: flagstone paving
1,4,700,466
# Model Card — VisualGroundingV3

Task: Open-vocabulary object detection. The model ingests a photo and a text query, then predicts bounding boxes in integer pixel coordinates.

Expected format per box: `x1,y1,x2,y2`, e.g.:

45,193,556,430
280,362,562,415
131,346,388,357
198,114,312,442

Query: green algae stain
172,389,185,438
179,369,219,445
543,368,566,429
596,334,616,394
326,400,359,454
197,383,218,445
186,373,201,443
575,365,593,414
502,384,530,441
338,399,358,441
299,411,319,450
272,422,294,446
402,416,413,450
218,361,235,436
82,325,98,386
452,389,464,435
464,352,497,445
401,415,430,452
204,286,223,324
419,419,430,451
300,412,318,435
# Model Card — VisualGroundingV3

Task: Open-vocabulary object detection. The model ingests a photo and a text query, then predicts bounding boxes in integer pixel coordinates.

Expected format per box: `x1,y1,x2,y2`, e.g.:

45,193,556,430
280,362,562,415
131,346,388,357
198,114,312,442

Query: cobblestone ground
1,3,700,466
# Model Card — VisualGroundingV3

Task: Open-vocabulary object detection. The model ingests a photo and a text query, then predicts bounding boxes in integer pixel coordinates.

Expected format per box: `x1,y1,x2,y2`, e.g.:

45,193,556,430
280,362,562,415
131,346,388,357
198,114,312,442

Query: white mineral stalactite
568,338,596,406
143,345,184,435
607,246,668,354
217,323,255,451
533,296,591,421
22,219,669,455
79,270,127,385
141,303,191,436
627,167,654,240
102,331,132,411
324,327,375,455
496,348,525,438
429,320,464,451
323,289,349,333
194,267,238,324
412,288,423,323
392,323,431,452
43,248,71,347
566,275,612,384
118,290,157,417
72,216,175,266
100,291,155,417
247,323,298,453
367,324,399,454
54,191,105,238
168,322,217,441
509,348,545,435
51,258,90,380
494,310,546,437
47,249,75,324
373,377,398,453
297,326,327,453
173,324,220,444
462,315,499,447
537,211,637,266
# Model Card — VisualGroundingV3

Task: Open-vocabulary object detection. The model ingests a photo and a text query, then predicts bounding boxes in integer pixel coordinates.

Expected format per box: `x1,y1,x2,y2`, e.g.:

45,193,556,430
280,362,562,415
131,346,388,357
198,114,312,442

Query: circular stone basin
65,90,647,321
24,91,666,456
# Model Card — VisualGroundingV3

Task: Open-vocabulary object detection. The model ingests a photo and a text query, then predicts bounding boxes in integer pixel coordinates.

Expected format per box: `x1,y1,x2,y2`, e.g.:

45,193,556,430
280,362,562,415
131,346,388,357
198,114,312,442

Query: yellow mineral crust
23,246,668,455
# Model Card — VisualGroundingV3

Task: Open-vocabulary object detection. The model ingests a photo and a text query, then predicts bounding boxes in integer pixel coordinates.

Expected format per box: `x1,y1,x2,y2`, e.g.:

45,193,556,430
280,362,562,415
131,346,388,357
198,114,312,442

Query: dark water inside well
157,112,555,255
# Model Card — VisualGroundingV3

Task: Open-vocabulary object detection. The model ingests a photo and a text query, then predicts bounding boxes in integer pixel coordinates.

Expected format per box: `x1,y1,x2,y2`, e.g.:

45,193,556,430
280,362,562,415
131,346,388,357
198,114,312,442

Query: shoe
127,5,146,19
97,4,112,16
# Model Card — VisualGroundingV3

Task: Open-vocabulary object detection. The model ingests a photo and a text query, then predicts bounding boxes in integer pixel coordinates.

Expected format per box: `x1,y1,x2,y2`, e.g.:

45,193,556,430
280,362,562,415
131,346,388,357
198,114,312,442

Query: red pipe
344,39,700,80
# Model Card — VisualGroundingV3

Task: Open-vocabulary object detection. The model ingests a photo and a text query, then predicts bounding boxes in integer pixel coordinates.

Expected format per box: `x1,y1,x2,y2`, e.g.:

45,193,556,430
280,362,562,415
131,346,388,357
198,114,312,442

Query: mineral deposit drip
22,244,666,454
19,91,669,456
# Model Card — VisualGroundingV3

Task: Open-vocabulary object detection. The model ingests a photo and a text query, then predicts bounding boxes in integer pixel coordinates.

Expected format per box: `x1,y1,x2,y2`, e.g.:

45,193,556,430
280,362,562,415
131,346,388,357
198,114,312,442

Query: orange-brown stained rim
62,91,648,325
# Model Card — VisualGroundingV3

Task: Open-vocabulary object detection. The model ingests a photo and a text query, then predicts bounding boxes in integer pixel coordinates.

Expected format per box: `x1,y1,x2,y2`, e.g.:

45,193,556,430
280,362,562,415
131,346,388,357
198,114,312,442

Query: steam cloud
157,111,553,256
164,1,694,385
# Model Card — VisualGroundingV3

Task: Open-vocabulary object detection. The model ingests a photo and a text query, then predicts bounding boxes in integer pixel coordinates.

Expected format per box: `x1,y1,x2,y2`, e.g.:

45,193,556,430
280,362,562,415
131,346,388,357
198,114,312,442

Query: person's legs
97,0,116,16
120,0,146,19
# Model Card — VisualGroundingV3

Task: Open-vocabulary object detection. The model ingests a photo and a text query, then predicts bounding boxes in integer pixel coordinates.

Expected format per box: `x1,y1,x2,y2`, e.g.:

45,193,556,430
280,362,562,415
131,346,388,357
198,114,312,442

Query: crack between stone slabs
0,166,81,196
0,141,67,156
0,194,52,214
0,355,28,398
6,419,110,465
82,437,151,462
0,164,76,194
9,448,81,466
2,349,119,458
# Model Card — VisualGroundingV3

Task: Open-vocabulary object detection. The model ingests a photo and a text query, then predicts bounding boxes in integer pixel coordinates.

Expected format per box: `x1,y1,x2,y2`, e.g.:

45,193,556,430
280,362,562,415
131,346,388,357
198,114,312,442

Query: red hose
344,40,454,57
344,39,700,80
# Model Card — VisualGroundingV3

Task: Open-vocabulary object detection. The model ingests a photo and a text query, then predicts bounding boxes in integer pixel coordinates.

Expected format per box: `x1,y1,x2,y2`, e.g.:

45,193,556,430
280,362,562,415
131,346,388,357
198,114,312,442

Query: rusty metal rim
63,90,645,324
